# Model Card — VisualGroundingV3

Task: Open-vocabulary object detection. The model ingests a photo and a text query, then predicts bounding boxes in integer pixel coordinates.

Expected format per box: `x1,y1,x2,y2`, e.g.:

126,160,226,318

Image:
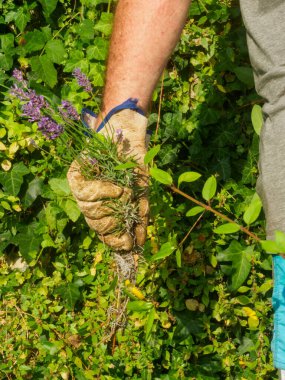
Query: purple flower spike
10,84,28,101
89,158,98,165
59,100,80,121
115,128,123,141
38,117,64,140
72,68,92,93
21,91,48,122
12,69,27,86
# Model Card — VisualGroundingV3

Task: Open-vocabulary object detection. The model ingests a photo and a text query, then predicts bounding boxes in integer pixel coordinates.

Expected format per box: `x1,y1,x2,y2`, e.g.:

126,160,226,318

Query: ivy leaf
86,37,109,61
59,199,81,222
251,104,263,136
37,0,58,17
0,34,14,51
45,40,66,64
202,175,217,201
15,7,30,32
0,162,29,196
243,192,262,225
94,13,114,36
217,241,252,291
0,53,13,71
233,66,254,88
178,171,201,188
23,177,44,208
49,178,71,197
89,63,104,86
30,55,57,88
149,168,173,185
78,19,94,41
12,223,42,262
144,145,161,165
214,223,240,234
24,30,46,52
56,282,81,310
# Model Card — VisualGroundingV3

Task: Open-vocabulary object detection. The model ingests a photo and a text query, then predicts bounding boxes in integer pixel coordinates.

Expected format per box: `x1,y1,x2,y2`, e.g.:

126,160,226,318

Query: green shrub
0,0,276,379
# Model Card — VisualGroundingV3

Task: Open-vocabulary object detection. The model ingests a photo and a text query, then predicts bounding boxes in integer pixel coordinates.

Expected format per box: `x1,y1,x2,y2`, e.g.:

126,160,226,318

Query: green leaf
37,0,58,16
23,177,44,208
127,301,153,312
15,8,30,32
94,13,114,36
233,66,254,88
114,162,137,170
0,34,14,51
178,171,201,188
145,307,155,340
275,230,285,252
89,63,104,86
86,37,109,61
56,282,81,310
30,55,57,88
202,175,217,201
144,145,161,165
39,337,59,355
45,40,66,64
0,162,29,196
12,224,42,262
251,104,263,136
151,242,176,261
217,241,252,291
49,178,71,197
149,168,173,185
243,192,262,225
78,19,94,41
260,240,280,254
186,206,204,217
24,30,46,52
214,223,240,234
59,199,81,222
176,248,182,268
231,252,251,291
0,53,13,71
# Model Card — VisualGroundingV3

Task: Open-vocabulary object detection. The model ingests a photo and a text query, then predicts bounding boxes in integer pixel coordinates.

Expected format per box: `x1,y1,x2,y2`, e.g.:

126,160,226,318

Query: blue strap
97,98,145,132
81,108,97,131
81,98,145,133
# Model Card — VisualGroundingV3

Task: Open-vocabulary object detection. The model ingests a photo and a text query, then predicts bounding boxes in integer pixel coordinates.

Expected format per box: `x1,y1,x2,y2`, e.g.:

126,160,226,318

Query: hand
67,109,149,251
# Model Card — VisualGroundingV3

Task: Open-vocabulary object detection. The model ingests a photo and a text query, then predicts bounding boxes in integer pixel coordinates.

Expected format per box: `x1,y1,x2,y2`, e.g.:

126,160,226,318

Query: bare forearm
101,0,191,115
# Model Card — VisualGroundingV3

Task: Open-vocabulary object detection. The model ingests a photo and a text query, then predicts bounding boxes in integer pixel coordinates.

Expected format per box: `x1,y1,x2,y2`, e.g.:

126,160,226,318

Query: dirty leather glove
67,109,149,251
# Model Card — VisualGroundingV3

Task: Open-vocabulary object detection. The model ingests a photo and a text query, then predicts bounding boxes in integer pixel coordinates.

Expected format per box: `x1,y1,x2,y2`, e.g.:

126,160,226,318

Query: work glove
67,108,149,251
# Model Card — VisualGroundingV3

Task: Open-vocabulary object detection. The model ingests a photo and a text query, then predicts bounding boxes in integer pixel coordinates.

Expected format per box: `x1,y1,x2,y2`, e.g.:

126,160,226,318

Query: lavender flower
89,158,98,165
12,69,27,86
10,84,28,101
115,128,124,141
21,91,47,122
72,68,92,93
38,117,63,140
59,100,80,121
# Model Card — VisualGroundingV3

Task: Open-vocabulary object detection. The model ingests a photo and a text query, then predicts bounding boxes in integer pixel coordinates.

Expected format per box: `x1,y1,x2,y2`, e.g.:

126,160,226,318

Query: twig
179,211,206,247
170,185,260,242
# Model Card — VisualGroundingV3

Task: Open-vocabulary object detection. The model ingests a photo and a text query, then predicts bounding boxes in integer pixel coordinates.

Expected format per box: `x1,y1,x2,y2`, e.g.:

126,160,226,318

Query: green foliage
0,0,278,379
